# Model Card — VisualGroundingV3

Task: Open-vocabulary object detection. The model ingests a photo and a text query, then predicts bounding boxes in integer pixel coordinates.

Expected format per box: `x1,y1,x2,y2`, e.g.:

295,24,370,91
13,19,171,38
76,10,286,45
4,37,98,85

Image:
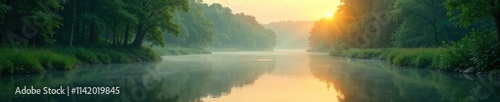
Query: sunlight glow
202,0,342,23
326,12,334,18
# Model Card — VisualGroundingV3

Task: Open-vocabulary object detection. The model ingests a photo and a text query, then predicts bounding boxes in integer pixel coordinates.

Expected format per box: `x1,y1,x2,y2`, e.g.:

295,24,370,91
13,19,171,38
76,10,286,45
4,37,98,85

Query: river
1,51,499,102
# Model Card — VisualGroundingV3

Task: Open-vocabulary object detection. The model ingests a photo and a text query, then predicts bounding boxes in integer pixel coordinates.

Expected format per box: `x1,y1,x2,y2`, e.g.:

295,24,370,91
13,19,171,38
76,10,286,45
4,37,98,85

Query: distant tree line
164,1,276,50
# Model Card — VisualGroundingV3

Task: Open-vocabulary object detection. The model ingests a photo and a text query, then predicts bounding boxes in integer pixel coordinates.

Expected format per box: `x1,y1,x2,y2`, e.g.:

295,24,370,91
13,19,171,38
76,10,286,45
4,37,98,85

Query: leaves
444,0,497,27
445,30,500,71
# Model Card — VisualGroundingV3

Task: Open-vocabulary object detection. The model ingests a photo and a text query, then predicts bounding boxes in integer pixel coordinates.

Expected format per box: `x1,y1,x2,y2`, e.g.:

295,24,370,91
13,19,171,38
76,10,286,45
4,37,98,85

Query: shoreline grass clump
0,46,160,76
329,30,500,74
330,48,446,69
0,48,77,75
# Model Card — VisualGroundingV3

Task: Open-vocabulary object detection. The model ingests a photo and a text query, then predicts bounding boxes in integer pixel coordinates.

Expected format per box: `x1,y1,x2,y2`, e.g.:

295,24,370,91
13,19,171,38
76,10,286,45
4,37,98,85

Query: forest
310,0,499,73
0,0,276,75
164,1,276,51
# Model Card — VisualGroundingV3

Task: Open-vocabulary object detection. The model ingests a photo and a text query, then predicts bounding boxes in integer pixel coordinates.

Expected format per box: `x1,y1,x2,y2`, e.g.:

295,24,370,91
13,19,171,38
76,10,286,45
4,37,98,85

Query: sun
325,12,334,18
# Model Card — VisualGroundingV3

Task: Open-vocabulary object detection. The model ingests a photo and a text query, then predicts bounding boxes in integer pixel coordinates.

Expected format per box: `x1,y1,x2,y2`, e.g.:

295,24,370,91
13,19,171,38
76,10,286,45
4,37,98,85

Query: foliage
161,1,276,51
310,0,496,50
0,0,63,45
0,47,77,75
391,0,468,47
445,0,500,41
444,0,499,27
0,0,190,48
0,46,160,75
330,48,446,69
164,0,214,48
444,30,500,71
0,0,279,75
203,3,276,50
309,0,396,51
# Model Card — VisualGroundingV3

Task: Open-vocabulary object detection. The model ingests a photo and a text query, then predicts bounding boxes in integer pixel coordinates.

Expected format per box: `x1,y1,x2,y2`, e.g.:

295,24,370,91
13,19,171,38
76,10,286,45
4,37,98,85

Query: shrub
0,57,15,74
0,46,160,75
330,48,445,69
37,50,77,70
0,48,76,75
445,30,500,71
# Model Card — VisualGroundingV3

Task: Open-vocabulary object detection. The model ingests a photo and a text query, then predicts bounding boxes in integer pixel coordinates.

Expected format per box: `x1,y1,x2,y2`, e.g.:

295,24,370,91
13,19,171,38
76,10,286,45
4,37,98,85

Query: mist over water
2,51,499,102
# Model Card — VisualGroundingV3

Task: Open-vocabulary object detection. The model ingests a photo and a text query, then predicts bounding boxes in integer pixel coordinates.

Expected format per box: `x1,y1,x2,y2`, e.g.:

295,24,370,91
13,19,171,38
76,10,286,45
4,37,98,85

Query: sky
202,0,341,24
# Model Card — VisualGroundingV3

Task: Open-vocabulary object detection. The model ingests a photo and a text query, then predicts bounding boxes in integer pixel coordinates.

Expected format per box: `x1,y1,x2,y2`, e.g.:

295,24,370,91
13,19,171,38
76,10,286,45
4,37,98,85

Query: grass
0,47,160,76
330,48,447,69
153,47,211,55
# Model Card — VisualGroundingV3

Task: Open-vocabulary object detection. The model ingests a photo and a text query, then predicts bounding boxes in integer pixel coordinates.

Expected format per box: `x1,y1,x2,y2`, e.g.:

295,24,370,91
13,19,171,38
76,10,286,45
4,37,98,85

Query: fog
265,21,316,50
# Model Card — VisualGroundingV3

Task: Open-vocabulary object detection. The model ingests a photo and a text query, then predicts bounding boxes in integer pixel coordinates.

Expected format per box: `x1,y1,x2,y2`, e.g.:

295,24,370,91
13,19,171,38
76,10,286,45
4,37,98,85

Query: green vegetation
204,3,277,50
311,0,499,73
330,30,500,73
0,47,160,75
0,48,76,74
444,30,500,72
0,0,276,75
330,48,447,69
164,1,276,51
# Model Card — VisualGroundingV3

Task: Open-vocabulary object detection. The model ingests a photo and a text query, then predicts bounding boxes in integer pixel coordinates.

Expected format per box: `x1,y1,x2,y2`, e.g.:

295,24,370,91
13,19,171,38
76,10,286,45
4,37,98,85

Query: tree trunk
112,25,116,47
131,23,145,48
495,14,500,41
69,1,77,46
105,29,109,43
95,29,99,43
123,23,130,46
444,26,450,43
432,25,439,46
89,22,95,44
0,0,11,44
74,18,80,44
81,22,86,44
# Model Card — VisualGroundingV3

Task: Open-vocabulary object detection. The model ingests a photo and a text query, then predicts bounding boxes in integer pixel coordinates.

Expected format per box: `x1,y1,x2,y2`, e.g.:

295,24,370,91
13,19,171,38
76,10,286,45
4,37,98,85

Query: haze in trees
308,0,497,51
265,21,315,50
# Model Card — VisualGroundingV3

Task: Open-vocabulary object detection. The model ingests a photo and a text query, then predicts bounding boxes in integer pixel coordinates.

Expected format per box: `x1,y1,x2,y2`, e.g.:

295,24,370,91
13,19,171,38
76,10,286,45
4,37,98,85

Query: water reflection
3,51,498,102
309,54,500,102
0,53,275,102
203,52,340,102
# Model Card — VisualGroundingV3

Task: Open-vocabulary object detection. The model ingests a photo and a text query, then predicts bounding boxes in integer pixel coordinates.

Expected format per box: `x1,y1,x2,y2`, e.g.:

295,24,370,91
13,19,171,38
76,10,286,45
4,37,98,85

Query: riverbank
329,48,499,75
153,47,211,55
0,47,161,76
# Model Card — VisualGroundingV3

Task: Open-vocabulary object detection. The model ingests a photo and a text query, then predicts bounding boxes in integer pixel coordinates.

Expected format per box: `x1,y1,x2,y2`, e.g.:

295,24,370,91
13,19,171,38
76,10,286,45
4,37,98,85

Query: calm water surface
1,51,500,102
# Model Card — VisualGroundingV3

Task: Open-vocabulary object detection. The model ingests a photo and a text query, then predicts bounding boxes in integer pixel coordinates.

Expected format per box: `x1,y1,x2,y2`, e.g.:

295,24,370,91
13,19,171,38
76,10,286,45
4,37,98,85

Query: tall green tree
445,0,500,41
391,0,454,47
129,0,189,48
164,0,214,48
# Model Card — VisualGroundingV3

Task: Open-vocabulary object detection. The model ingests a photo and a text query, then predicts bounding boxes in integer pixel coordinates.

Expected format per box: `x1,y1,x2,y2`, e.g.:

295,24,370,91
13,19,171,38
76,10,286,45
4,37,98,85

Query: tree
200,3,276,50
391,0,452,47
164,0,214,48
129,0,189,48
309,0,397,51
1,0,63,45
445,0,500,41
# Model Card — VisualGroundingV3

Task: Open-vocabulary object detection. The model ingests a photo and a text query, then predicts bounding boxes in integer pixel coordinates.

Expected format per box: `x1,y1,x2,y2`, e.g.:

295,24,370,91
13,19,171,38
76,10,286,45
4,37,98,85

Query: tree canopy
0,0,276,50
309,0,497,51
